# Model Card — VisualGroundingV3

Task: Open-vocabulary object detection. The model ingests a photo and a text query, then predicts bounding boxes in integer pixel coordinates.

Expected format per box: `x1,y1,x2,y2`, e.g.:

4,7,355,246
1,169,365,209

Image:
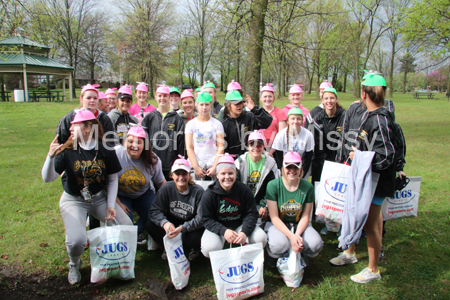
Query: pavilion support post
23,64,29,102
69,72,73,101
62,77,66,101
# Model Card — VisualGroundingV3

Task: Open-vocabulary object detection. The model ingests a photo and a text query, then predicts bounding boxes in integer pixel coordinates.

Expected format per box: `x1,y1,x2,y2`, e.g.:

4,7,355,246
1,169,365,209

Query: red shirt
263,107,287,147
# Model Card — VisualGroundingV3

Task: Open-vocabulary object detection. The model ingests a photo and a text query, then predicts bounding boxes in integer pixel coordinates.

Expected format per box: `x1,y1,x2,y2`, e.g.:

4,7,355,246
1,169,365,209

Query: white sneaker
68,259,82,285
350,268,381,283
330,251,358,266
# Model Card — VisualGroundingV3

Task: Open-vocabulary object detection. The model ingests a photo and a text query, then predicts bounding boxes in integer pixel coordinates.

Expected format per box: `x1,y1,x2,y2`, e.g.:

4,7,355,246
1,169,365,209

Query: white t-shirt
272,127,314,157
185,117,224,168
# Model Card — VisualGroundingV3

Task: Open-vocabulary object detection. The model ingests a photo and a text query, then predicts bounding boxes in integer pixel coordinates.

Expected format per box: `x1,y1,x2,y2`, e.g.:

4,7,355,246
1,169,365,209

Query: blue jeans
118,188,156,234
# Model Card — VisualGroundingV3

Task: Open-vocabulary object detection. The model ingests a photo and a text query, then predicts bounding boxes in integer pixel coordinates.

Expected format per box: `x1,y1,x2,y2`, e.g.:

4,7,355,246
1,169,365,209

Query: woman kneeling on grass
200,154,267,258
115,126,166,245
42,110,132,285
146,156,205,261
265,152,323,264
330,74,396,283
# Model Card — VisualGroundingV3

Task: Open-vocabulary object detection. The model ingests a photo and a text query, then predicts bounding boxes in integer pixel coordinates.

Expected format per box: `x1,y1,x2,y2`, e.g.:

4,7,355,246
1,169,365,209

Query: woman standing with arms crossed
42,110,132,285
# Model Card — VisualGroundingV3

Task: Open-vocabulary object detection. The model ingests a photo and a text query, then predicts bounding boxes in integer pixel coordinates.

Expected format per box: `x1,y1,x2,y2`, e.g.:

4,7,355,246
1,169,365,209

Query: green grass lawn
0,91,449,299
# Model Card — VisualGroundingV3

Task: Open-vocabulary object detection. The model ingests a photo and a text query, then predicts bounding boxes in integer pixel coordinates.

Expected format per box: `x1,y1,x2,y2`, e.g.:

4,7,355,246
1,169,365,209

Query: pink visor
319,81,333,89
283,152,302,168
81,84,99,95
260,84,274,93
135,82,148,92
127,126,146,139
105,88,117,96
118,85,133,95
156,86,170,95
289,85,303,94
248,130,265,144
227,80,242,91
98,92,107,99
180,90,194,100
171,155,191,173
71,110,96,124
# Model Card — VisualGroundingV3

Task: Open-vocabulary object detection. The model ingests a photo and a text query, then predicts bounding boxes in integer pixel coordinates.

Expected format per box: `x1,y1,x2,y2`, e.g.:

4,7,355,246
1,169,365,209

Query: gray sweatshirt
148,181,204,232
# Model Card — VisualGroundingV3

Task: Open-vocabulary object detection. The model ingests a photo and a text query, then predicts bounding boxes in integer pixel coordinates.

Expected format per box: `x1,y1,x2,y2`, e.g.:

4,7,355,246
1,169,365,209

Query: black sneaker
188,249,200,261
137,234,147,245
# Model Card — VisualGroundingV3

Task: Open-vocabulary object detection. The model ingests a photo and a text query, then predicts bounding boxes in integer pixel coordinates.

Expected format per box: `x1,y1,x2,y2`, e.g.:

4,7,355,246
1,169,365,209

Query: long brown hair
286,114,303,151
362,85,386,107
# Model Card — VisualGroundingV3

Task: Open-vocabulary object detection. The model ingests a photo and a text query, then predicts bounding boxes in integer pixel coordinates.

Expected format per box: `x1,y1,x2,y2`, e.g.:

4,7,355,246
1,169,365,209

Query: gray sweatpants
201,226,267,258
59,191,133,265
265,222,323,258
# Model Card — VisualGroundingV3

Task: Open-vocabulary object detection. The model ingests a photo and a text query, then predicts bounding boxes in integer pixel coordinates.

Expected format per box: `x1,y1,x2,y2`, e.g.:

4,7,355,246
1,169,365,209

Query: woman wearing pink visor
146,156,205,261
42,110,132,285
283,84,309,127
200,154,267,258
265,152,323,265
128,82,156,123
114,126,166,244
259,84,287,147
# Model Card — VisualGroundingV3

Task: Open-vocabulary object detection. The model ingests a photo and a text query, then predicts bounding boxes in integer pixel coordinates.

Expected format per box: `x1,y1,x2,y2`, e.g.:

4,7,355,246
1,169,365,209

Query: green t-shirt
246,154,266,196
265,177,314,223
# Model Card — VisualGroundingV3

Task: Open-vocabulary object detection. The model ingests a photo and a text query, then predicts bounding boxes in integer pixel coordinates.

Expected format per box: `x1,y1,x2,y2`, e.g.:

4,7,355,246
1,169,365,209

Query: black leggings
145,219,204,251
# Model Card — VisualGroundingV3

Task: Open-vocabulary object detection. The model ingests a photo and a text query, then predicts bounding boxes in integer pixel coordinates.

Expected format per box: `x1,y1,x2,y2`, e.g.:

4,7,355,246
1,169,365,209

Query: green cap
203,82,216,89
323,87,338,97
169,87,180,95
195,87,201,92
225,90,244,104
287,105,303,117
362,74,386,87
196,91,212,103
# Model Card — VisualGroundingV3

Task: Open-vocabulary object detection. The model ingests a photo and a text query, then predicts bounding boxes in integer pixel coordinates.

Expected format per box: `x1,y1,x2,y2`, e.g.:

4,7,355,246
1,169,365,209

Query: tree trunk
236,36,240,83
343,71,347,93
282,56,286,97
244,0,268,106
389,39,395,98
403,70,407,93
46,75,50,91
90,64,95,84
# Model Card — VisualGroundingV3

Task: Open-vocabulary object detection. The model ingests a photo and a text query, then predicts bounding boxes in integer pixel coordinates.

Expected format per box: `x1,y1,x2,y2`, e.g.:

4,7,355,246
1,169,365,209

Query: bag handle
102,217,119,227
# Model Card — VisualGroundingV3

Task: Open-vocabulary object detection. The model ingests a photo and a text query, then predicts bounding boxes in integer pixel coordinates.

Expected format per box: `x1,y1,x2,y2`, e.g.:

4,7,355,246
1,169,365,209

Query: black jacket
307,107,346,181
213,101,223,118
141,109,185,172
201,180,258,237
56,109,114,144
108,108,138,144
221,106,273,157
340,106,396,197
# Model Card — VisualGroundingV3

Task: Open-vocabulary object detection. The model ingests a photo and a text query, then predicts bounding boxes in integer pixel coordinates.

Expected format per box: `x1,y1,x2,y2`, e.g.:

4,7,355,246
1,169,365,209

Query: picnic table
413,92,435,99
0,91,12,102
30,90,64,102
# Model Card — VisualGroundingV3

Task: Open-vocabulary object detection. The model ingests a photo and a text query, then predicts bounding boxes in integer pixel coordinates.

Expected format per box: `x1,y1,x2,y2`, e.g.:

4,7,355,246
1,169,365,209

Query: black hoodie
201,180,258,237
221,106,273,157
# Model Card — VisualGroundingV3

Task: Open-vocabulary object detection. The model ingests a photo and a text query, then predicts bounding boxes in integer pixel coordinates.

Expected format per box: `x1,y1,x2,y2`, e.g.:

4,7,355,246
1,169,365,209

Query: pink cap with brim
105,88,117,96
216,153,237,173
81,84,99,95
98,92,107,99
283,152,302,168
180,90,194,100
289,85,303,94
248,130,265,144
171,155,191,173
118,85,133,95
135,83,148,92
156,86,170,95
71,110,96,124
127,126,146,139
260,85,274,93
319,81,333,89
227,80,242,91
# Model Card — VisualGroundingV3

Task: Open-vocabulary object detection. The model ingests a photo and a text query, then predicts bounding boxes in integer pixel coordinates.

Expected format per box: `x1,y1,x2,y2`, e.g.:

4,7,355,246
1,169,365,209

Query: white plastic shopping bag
163,233,190,290
87,220,137,283
315,161,379,224
382,177,422,221
276,247,306,288
148,234,160,250
210,243,264,300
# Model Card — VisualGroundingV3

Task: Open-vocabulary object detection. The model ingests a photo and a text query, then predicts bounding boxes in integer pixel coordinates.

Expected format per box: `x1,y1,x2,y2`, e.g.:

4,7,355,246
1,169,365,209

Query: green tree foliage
399,52,416,93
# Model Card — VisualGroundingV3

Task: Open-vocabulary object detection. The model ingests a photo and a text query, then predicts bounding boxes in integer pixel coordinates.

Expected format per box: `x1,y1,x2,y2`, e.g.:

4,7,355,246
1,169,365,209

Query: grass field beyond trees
0,92,449,299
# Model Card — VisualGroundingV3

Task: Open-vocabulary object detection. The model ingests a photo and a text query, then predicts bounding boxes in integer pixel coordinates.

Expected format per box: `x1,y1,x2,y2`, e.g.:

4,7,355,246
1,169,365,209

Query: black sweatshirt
201,180,258,237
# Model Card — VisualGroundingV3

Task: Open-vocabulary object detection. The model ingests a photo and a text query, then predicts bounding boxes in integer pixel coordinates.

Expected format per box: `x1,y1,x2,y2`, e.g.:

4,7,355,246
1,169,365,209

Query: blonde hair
286,114,303,151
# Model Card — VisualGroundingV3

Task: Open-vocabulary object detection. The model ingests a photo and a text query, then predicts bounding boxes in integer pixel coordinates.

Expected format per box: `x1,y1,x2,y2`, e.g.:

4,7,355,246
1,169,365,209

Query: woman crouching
200,154,267,258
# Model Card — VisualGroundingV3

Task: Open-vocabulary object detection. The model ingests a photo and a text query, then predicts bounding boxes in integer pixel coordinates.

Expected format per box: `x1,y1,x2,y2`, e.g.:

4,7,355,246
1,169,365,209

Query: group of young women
42,74,403,286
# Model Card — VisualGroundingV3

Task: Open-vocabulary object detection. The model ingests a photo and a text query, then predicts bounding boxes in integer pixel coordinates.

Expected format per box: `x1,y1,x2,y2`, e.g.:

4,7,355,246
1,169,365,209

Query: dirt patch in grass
0,263,214,299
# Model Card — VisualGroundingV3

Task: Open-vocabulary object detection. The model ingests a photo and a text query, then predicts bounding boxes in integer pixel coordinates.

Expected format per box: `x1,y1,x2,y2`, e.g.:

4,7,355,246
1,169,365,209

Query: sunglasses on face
120,99,132,103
